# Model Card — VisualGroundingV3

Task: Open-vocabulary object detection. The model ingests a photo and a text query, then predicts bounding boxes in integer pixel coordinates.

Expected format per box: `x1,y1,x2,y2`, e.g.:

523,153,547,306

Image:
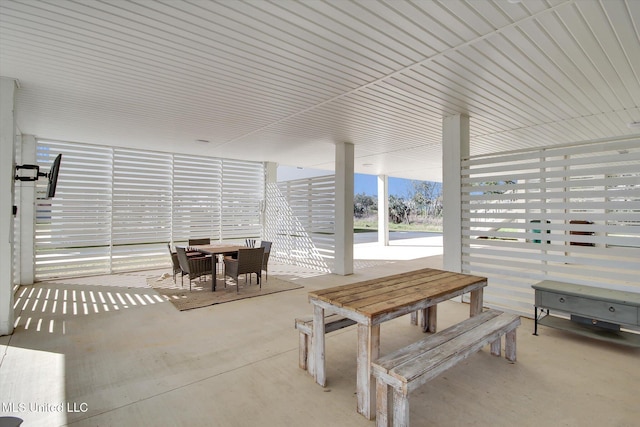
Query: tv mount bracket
14,164,48,182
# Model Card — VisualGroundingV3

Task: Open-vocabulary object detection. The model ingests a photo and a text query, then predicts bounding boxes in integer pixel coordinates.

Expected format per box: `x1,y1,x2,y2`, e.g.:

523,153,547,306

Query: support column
262,161,278,241
442,114,469,273
334,142,354,275
0,77,18,336
18,135,36,286
377,174,389,246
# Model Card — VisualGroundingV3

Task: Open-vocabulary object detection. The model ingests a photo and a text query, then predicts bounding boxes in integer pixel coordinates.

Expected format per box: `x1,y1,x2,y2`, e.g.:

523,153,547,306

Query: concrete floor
1,236,639,427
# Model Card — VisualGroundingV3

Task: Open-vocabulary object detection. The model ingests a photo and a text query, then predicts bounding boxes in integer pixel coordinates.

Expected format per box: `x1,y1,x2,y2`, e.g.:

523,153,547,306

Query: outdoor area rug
147,274,303,311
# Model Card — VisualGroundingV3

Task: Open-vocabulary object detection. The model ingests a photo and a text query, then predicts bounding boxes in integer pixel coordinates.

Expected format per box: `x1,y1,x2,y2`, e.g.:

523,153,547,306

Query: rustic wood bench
294,313,357,372
371,309,520,427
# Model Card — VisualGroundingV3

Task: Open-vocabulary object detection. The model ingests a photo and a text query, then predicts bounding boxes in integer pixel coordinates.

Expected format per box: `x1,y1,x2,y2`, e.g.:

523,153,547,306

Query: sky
354,174,420,197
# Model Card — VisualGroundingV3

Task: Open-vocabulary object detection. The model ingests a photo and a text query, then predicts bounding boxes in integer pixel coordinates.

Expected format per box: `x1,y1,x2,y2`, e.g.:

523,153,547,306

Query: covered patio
1,1,639,426
1,242,637,426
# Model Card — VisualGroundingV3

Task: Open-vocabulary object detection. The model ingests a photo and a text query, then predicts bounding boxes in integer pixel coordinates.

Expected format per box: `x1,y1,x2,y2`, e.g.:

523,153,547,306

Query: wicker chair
176,246,212,291
185,238,216,269
168,243,202,282
260,241,272,280
223,247,265,293
167,243,183,283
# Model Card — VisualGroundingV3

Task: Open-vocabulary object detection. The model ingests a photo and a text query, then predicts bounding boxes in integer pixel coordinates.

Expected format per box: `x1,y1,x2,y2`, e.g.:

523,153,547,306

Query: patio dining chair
167,243,183,283
176,246,213,291
223,247,265,293
186,237,215,267
260,241,272,280
167,243,202,281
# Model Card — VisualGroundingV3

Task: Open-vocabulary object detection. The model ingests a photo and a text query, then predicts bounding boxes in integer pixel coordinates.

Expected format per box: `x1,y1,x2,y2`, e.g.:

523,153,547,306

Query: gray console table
533,280,640,347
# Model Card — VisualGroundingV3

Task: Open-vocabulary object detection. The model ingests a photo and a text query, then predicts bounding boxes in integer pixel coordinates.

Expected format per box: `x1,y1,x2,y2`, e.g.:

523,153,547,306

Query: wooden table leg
424,305,437,333
312,304,326,387
469,288,484,316
357,323,379,420
415,307,437,333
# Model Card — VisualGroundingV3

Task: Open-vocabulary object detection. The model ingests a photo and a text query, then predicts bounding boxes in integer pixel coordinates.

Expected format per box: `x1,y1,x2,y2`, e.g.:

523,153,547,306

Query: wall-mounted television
46,154,62,198
14,153,62,199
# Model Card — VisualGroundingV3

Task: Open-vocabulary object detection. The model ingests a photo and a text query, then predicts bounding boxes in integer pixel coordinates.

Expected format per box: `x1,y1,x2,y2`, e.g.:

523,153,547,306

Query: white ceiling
1,0,639,182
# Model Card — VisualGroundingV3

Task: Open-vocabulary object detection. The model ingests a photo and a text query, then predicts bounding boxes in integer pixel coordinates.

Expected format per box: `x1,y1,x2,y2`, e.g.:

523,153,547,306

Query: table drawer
537,291,638,325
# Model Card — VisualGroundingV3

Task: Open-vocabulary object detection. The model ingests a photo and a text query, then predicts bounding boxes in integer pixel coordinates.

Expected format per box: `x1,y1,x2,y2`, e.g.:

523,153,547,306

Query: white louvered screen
172,155,222,245
33,140,264,280
461,137,640,316
221,159,264,240
111,149,173,272
35,141,113,279
265,175,335,272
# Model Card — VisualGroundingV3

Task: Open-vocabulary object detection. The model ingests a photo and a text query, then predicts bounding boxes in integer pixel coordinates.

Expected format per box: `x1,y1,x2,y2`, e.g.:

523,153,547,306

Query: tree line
354,180,443,225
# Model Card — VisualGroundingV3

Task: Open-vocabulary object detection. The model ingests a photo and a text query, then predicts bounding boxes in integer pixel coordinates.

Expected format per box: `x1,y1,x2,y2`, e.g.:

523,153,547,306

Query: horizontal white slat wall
461,137,640,316
264,175,335,272
35,141,113,279
221,159,264,240
111,149,173,272
172,154,222,245
33,140,264,280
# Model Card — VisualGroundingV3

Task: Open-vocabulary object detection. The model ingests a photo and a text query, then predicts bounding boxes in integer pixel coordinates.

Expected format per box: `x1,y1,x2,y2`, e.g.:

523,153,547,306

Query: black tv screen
47,154,62,198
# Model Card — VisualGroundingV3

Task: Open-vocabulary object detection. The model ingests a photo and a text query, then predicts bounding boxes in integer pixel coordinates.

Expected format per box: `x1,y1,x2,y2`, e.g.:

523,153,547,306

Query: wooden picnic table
307,267,487,420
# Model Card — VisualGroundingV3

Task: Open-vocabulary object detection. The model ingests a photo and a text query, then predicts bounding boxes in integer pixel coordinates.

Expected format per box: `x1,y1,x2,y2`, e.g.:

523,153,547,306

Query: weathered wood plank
295,313,357,372
370,284,485,326
311,268,486,307
505,329,517,362
375,375,389,427
307,298,370,324
490,336,501,357
425,305,437,333
312,268,444,298
357,323,379,420
309,270,487,317
295,313,356,334
309,268,487,321
312,305,325,387
330,273,478,307
470,288,484,316
313,271,453,307
413,307,438,333
398,317,521,391
373,310,503,372
372,310,521,427
299,329,308,370
354,278,487,315
392,386,409,427
409,311,418,325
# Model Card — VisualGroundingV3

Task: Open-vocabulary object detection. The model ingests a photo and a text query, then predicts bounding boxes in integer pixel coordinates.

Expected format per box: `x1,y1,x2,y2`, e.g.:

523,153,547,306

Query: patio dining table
190,244,245,291
307,267,487,420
